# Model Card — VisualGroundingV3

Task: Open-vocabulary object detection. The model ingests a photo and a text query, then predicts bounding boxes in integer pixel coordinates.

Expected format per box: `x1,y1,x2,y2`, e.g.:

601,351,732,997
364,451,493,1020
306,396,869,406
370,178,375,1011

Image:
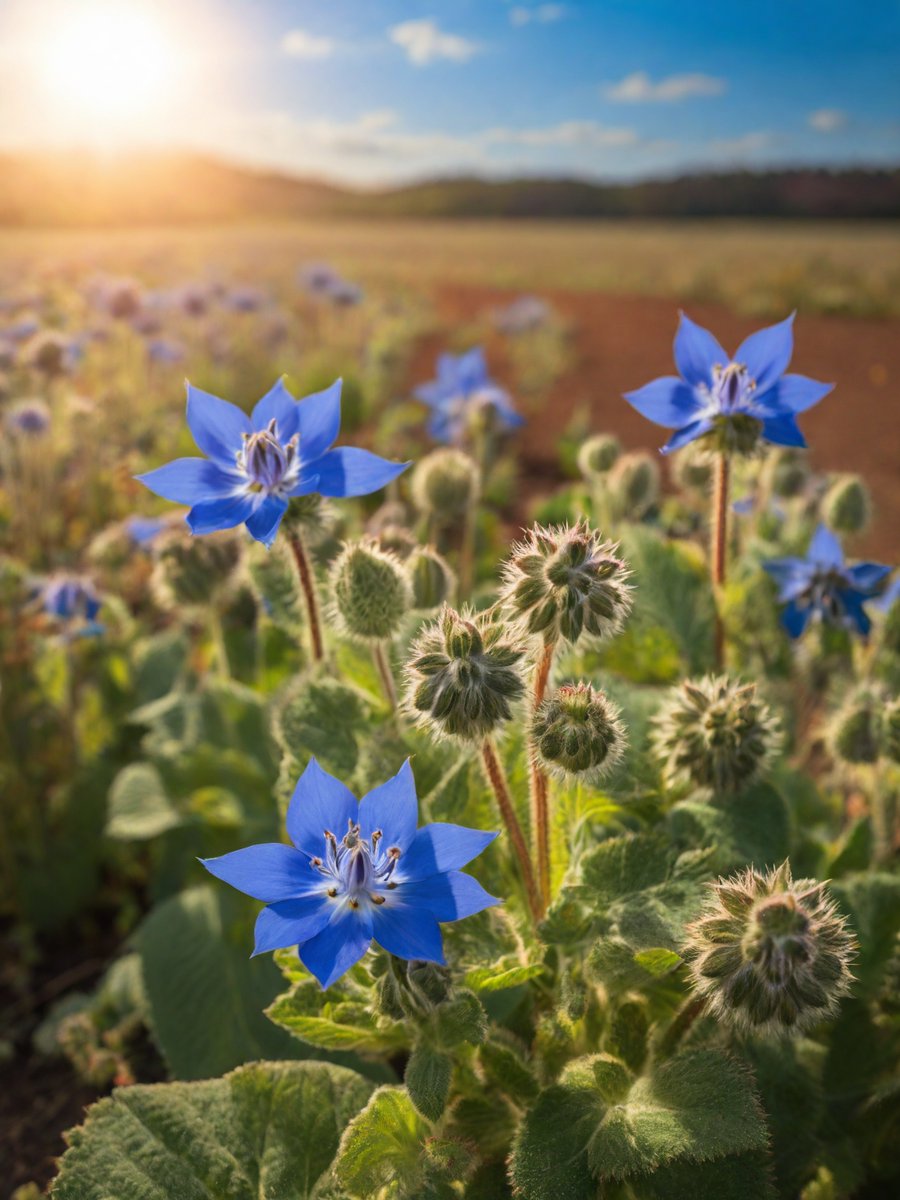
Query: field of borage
1,227,899,1200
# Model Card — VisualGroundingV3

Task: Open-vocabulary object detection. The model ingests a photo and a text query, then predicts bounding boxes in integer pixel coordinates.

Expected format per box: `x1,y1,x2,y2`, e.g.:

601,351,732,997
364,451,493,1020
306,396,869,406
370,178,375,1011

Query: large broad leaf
267,976,407,1055
511,1049,767,1199
106,763,183,840
580,832,672,903
627,1151,776,1200
668,782,791,873
137,885,307,1079
50,1060,374,1200
831,872,900,995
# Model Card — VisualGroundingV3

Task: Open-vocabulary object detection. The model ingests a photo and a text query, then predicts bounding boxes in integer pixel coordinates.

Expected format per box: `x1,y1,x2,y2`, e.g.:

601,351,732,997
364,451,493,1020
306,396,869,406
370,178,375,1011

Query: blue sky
4,0,900,183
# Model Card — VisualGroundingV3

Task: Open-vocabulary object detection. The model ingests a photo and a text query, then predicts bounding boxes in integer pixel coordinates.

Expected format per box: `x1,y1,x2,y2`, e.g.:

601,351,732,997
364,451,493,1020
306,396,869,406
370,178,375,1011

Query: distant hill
1,152,898,225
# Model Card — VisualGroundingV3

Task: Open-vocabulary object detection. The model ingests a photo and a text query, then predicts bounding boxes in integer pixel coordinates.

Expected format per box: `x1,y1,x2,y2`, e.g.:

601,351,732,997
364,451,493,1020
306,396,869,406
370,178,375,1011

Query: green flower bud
652,674,780,793
765,448,810,499
577,434,621,479
883,697,900,764
367,500,417,559
248,541,303,630
708,412,763,457
329,540,411,643
531,682,625,781
406,546,456,611
684,861,855,1035
500,520,632,646
151,526,243,610
671,442,714,492
411,449,480,521
404,605,526,743
823,474,871,536
609,452,660,518
281,493,334,540
828,686,884,764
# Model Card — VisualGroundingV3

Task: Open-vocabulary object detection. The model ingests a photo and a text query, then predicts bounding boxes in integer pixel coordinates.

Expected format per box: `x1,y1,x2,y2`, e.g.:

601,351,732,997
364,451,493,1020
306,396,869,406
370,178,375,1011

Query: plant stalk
287,531,324,663
711,452,731,670
481,738,543,923
530,641,555,908
373,642,397,710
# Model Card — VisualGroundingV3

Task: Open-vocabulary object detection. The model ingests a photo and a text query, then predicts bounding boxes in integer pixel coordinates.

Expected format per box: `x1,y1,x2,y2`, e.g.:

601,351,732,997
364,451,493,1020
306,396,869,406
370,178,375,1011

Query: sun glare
38,3,180,134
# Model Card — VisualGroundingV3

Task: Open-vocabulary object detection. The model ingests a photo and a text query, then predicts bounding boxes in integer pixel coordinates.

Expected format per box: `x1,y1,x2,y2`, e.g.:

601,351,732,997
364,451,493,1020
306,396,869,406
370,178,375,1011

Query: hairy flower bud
151,526,243,609
765,448,810,499
577,434,621,479
248,541,303,630
411,449,480,520
281,493,335,540
609,452,660,519
684,861,855,1035
672,442,714,492
500,521,632,646
531,682,625,780
329,540,411,643
406,546,456,611
404,605,526,742
652,674,780,793
828,687,884,765
823,474,871,536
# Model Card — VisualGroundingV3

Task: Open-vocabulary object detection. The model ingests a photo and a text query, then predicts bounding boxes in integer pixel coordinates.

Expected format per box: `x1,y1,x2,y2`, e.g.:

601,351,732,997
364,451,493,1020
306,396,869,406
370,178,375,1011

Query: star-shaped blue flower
415,348,524,445
624,313,833,455
138,379,409,548
764,524,893,638
40,575,104,637
201,760,500,990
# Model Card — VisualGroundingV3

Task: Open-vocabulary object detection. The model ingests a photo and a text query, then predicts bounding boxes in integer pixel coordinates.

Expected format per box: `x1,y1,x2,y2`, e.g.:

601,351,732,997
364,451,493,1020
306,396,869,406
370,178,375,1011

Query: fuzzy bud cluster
765,448,810,499
501,521,632,646
404,605,526,742
829,685,896,765
531,682,625,780
411,449,480,520
151,526,243,610
577,434,620,480
405,546,456,611
684,861,855,1035
823,474,871,536
328,540,411,643
609,452,660,519
652,674,780,793
671,442,714,493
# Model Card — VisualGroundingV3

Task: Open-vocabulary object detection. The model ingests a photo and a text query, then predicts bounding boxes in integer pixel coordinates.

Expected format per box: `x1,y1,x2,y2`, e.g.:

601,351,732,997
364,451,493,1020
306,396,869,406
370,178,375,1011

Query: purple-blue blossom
764,524,893,638
40,574,104,637
415,348,525,445
137,378,409,548
624,312,832,455
201,760,500,989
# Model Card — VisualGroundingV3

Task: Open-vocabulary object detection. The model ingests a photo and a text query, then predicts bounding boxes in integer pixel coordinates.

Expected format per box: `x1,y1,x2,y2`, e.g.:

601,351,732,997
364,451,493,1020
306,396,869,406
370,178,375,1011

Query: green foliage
50,1061,374,1199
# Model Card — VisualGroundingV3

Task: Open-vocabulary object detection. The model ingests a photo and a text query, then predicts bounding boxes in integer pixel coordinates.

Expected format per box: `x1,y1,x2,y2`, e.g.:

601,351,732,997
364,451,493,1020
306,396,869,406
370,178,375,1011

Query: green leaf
633,948,683,976
137,885,305,1079
511,1049,767,1198
405,1043,453,1122
464,962,545,993
267,977,407,1054
49,1060,374,1200
586,1048,768,1180
831,872,900,993
627,1152,776,1200
106,763,183,840
668,782,791,872
433,990,488,1049
334,1086,431,1198
580,832,672,903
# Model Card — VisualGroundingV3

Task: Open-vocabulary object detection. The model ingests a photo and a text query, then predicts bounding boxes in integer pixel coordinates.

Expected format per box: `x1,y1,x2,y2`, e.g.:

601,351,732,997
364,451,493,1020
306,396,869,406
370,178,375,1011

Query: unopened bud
577,434,620,479
329,540,411,643
823,474,871,536
531,682,625,780
151,526,243,609
406,546,456,611
609,452,660,519
411,449,480,520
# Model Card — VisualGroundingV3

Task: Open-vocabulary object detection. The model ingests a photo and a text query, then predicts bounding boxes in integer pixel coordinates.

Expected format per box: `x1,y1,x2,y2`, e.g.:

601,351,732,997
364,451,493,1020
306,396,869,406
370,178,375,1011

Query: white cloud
281,29,334,60
708,131,775,157
485,120,639,149
509,5,567,26
604,71,726,103
390,18,479,65
808,108,849,133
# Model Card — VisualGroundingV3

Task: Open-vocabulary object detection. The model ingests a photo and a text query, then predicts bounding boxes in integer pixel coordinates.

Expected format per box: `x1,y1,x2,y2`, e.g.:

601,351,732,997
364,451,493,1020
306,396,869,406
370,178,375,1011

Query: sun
37,3,180,133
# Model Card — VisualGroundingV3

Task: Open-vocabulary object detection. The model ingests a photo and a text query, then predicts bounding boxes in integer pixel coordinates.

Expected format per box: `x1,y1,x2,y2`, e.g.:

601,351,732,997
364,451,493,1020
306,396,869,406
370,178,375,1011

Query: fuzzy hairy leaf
405,1043,453,1121
580,832,672,903
137,885,305,1079
267,977,407,1054
334,1086,431,1198
626,1151,776,1200
49,1060,374,1200
464,962,545,993
106,763,183,840
668,782,791,873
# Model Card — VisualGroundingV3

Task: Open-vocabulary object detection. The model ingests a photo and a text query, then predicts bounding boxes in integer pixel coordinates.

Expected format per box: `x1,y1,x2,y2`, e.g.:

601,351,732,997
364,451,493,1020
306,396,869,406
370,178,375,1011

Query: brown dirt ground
417,285,899,560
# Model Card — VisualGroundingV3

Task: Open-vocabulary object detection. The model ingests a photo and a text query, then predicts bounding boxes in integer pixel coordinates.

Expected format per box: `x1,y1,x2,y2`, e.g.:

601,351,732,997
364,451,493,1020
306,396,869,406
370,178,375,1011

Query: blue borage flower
764,524,893,638
624,312,833,455
40,574,104,637
137,378,409,549
415,348,525,445
201,760,500,989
